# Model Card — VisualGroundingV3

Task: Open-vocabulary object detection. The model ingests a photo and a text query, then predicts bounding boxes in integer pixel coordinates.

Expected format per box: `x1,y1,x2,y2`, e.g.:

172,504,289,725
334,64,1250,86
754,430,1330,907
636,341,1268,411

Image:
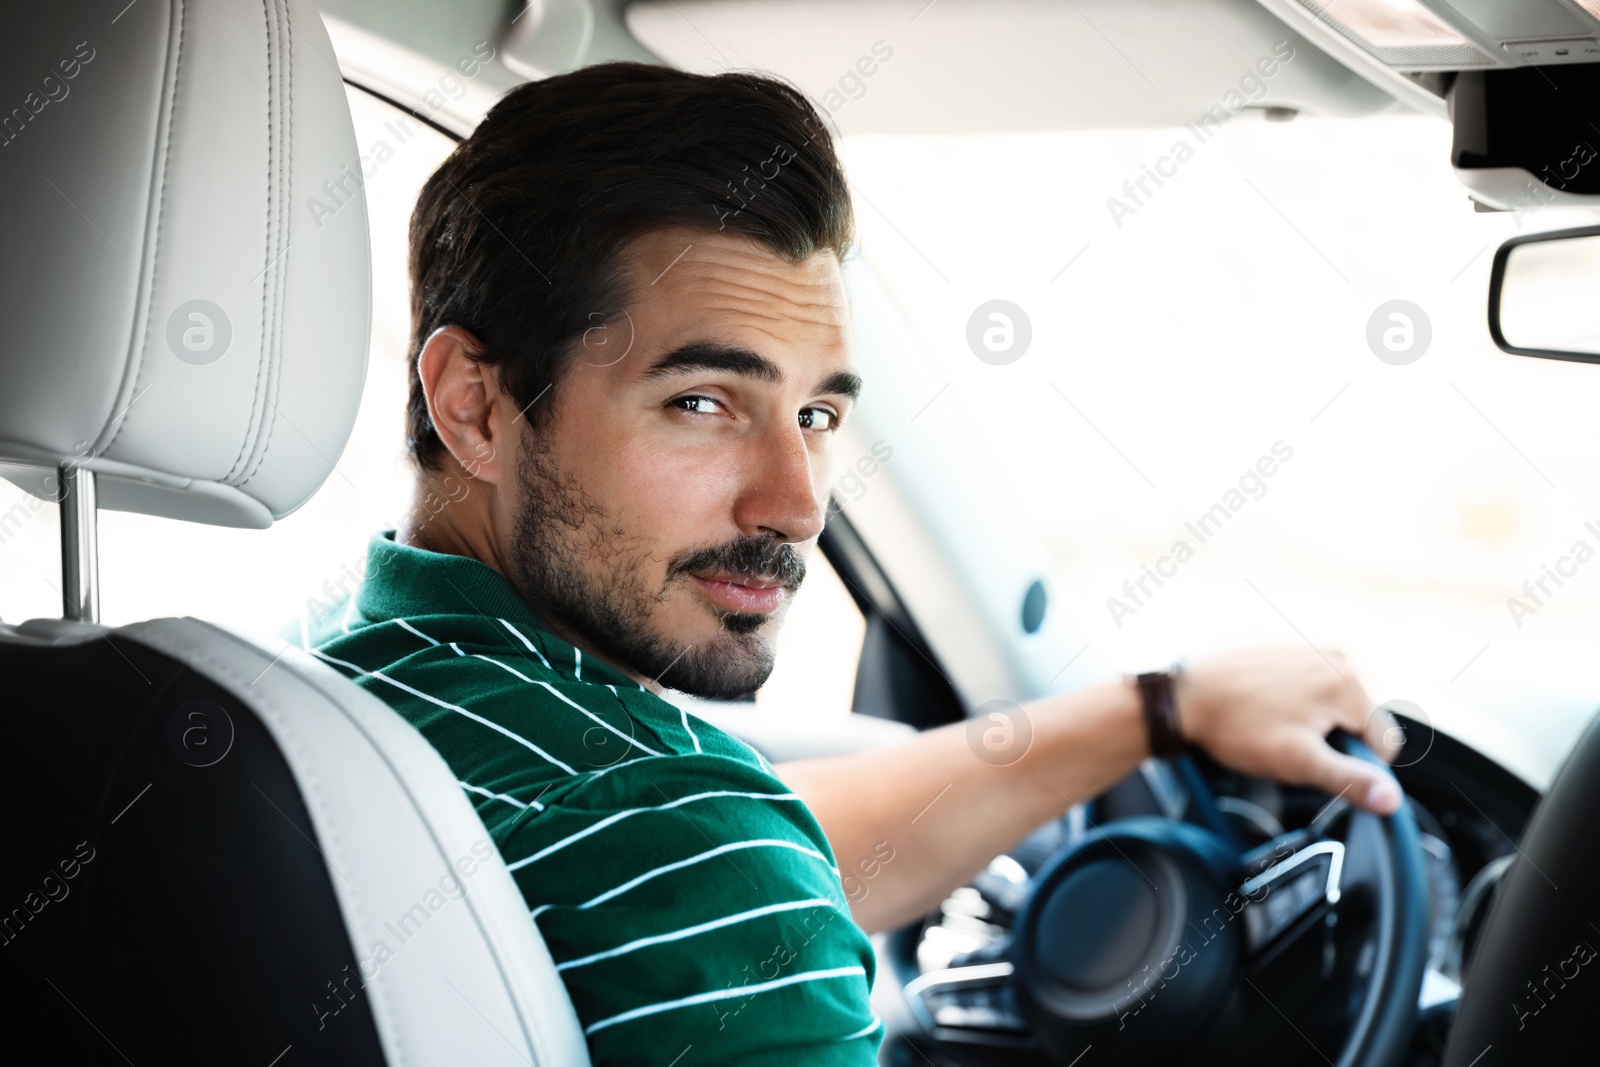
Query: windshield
2,96,1594,764
842,112,1600,754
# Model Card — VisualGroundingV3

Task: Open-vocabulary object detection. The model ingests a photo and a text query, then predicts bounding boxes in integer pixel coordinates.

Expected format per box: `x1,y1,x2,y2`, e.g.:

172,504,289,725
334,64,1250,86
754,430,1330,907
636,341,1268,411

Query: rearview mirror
1489,225,1600,363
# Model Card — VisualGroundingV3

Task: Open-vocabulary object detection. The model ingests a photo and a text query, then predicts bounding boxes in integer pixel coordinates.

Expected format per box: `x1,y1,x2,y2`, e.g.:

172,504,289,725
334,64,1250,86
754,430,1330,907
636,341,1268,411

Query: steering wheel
898,733,1430,1067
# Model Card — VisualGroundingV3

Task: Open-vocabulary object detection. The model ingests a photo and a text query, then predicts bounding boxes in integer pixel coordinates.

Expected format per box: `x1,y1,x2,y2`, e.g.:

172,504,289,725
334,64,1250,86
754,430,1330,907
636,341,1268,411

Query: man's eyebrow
639,343,782,385
639,342,863,400
815,370,862,401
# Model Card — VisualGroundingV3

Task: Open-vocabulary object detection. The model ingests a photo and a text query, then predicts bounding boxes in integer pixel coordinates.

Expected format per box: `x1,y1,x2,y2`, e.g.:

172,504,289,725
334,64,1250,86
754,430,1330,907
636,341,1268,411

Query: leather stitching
241,0,291,490
227,0,277,484
105,0,187,458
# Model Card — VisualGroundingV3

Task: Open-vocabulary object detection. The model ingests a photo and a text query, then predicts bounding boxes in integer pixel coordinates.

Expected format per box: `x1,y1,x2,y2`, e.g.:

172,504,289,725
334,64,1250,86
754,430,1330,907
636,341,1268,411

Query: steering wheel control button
904,962,1030,1041
966,299,1032,365
166,299,233,366
1240,841,1345,952
165,698,235,768
1366,299,1431,365
966,699,1033,766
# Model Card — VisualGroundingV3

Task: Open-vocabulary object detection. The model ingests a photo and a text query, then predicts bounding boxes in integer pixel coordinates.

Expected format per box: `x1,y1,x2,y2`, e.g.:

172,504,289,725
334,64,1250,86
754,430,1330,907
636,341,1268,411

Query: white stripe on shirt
680,706,702,754
309,647,578,775
458,780,542,811
339,594,360,634
583,966,867,1036
395,618,441,646
504,790,804,872
578,839,837,910
471,654,663,758
557,897,835,972
838,1018,883,1042
499,619,555,671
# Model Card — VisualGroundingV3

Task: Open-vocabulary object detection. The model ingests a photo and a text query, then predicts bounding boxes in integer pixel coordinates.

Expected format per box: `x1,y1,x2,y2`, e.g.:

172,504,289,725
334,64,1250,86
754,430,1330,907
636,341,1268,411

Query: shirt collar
357,529,545,631
356,531,644,690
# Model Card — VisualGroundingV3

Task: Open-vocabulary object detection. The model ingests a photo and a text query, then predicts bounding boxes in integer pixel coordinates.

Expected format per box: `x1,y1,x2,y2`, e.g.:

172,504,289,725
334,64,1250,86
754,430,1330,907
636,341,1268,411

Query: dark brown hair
406,62,855,470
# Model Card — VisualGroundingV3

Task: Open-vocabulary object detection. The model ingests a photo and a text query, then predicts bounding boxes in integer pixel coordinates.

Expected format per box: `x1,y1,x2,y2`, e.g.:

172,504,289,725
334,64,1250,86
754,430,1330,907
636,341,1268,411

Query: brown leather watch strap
1135,668,1186,759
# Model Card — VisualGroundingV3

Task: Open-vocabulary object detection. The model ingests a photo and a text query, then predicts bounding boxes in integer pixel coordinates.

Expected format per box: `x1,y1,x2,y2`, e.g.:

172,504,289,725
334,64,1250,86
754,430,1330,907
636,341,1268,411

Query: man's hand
1177,647,1403,815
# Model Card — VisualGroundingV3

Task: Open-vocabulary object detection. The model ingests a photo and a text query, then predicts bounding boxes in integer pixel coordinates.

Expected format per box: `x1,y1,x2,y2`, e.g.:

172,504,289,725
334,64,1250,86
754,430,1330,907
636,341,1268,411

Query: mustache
668,536,807,592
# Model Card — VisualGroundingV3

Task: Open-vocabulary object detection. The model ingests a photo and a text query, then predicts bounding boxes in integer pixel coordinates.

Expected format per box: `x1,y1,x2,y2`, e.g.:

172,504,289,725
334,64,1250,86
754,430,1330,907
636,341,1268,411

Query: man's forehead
619,228,852,345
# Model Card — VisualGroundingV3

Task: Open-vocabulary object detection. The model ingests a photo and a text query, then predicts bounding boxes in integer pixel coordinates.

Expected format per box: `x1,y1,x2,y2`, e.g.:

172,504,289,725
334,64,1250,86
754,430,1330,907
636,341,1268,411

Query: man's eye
671,395,725,416
799,406,838,431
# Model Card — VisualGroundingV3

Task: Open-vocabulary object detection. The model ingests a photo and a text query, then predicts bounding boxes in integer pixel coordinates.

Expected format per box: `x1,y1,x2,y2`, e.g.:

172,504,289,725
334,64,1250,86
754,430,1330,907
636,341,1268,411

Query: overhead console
1255,0,1600,208
1450,63,1600,211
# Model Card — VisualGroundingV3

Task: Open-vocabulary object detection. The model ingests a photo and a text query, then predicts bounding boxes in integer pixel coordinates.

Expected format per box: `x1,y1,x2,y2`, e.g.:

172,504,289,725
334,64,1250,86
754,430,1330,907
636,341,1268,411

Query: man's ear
416,325,512,486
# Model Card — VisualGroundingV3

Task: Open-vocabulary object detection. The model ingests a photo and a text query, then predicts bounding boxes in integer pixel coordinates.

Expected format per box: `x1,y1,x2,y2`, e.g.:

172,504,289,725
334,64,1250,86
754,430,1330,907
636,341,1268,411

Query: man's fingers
1364,706,1404,764
1320,654,1377,741
1296,740,1402,816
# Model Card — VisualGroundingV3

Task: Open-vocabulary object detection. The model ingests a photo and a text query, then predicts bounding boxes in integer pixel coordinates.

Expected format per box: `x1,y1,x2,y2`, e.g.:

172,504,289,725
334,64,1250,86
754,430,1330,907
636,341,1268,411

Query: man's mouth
688,573,785,615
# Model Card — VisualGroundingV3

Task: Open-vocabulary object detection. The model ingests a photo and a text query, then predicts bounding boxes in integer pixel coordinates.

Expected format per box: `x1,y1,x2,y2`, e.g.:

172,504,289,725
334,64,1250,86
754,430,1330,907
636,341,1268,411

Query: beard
506,434,806,700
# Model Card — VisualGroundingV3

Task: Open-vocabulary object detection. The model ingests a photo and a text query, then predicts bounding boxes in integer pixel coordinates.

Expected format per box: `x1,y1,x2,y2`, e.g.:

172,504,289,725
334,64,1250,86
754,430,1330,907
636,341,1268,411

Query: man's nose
734,425,825,544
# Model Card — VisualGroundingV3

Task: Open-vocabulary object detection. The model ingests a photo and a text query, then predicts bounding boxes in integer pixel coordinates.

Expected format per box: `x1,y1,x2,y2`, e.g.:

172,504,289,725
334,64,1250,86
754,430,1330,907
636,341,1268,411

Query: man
302,62,1401,1065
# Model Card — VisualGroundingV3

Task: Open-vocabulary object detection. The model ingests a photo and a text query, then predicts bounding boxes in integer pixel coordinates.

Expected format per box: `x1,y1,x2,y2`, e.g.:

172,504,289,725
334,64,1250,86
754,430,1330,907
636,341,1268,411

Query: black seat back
0,624,386,1064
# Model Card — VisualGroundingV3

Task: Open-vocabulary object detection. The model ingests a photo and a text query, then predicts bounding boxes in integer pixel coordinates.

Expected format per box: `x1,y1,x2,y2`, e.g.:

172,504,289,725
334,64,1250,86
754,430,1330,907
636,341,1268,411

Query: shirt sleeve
498,753,883,1067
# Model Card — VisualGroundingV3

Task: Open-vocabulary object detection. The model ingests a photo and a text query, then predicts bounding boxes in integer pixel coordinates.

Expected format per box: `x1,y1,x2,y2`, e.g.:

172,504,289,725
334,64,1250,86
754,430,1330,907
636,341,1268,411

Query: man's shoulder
291,590,876,1061
303,608,770,797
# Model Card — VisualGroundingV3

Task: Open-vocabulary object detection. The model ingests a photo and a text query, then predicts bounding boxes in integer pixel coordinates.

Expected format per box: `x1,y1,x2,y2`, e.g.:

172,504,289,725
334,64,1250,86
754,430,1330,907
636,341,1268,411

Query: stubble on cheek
508,426,786,697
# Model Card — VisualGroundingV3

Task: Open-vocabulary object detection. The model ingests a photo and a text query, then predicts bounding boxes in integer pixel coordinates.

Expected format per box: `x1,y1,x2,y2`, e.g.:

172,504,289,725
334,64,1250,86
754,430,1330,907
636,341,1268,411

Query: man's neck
396,478,661,694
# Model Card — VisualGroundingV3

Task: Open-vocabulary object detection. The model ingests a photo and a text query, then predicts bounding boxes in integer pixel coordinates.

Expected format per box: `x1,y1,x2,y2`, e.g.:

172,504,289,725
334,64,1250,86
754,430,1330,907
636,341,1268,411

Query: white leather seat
0,2,589,1063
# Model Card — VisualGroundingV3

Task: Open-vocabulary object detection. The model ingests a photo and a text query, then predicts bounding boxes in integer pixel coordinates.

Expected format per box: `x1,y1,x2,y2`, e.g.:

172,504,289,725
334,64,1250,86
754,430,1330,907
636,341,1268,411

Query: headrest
0,0,370,528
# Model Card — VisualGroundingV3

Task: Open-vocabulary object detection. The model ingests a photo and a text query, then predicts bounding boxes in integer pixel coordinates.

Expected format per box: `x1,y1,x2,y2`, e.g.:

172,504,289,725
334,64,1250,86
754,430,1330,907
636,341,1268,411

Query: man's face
503,227,859,699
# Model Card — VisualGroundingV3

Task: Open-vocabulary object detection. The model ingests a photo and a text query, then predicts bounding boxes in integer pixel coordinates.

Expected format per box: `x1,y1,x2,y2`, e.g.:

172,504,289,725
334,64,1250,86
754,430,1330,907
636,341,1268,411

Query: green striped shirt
297,531,881,1066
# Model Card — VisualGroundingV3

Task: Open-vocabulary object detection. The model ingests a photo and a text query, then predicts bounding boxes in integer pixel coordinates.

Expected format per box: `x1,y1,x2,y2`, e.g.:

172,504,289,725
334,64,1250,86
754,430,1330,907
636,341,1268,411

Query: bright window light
843,114,1600,773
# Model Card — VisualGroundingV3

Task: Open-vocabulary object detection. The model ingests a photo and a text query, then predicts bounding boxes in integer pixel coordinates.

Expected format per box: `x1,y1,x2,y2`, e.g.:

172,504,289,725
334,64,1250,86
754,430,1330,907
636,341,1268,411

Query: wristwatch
1132,665,1186,759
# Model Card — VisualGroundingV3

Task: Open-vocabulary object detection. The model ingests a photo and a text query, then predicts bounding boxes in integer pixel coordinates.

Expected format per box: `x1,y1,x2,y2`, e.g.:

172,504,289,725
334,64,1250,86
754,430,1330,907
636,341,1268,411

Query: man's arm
777,646,1402,934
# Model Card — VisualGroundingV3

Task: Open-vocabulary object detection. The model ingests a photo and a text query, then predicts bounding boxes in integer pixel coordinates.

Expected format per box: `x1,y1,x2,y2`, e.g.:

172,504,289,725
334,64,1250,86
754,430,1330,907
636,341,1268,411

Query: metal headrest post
59,465,99,623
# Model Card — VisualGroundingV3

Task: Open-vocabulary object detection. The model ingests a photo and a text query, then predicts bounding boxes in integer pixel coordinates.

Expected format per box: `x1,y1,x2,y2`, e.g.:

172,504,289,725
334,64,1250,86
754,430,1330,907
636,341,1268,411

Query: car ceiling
318,0,1600,136
626,0,1401,133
